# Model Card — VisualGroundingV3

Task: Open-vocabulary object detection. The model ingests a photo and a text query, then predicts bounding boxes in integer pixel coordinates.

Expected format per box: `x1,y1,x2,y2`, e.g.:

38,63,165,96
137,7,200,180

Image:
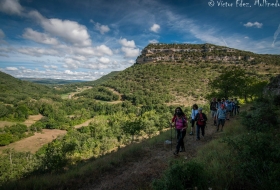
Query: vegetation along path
78,113,236,190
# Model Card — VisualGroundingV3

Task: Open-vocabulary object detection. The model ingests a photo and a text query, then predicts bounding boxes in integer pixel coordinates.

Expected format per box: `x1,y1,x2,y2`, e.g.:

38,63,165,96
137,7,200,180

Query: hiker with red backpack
171,107,188,156
194,107,207,140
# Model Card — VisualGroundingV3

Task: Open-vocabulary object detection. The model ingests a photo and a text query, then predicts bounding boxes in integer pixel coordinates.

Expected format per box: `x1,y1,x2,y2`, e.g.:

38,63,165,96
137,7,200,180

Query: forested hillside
0,71,56,102
77,61,279,106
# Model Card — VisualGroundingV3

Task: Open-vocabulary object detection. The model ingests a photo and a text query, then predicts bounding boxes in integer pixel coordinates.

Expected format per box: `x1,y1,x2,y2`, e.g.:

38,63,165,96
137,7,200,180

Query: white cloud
28,11,91,47
95,45,113,56
22,28,59,45
121,47,140,57
119,38,136,48
50,65,58,69
0,29,5,39
95,23,110,34
72,55,87,61
97,57,110,64
272,24,280,47
118,38,139,57
150,24,160,33
66,45,113,57
63,58,81,69
84,63,109,70
42,18,91,46
17,47,59,57
0,0,23,15
149,39,159,43
128,60,135,64
43,65,57,69
6,67,18,71
243,22,263,28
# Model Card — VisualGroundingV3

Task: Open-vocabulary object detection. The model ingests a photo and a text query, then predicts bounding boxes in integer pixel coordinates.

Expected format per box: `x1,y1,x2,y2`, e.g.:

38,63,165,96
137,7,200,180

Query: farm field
0,116,96,154
0,129,67,153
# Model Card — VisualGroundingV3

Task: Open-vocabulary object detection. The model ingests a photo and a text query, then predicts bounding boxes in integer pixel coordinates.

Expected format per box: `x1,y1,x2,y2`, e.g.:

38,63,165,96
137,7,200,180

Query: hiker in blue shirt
226,99,232,120
216,104,226,132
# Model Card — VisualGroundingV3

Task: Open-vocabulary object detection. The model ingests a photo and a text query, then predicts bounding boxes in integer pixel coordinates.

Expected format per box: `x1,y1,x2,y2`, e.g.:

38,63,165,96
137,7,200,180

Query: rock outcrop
136,43,254,64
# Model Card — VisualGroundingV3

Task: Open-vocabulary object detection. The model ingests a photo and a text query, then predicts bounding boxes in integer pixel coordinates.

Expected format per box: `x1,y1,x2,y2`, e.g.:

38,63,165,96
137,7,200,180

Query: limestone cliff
136,43,255,64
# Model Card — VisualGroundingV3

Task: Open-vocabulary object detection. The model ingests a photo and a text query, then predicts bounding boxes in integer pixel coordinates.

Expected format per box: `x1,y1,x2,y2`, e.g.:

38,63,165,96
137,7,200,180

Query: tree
122,119,142,142
209,68,265,101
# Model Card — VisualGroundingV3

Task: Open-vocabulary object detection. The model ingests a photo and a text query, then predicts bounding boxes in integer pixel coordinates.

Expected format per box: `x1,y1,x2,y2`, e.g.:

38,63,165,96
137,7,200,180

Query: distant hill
0,71,57,104
19,78,86,85
90,71,120,85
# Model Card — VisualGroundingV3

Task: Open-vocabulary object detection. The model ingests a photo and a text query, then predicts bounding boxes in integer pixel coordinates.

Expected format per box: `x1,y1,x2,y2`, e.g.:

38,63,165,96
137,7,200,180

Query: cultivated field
0,116,96,154
24,114,44,127
0,129,67,153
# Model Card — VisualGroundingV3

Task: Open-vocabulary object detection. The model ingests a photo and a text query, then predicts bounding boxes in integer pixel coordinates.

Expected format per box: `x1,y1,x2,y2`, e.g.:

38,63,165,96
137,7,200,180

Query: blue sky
0,0,279,80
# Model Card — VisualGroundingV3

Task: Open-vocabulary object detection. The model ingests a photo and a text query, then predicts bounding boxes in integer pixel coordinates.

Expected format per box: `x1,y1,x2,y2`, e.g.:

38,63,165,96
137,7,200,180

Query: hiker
217,98,222,109
234,98,240,115
194,107,207,140
189,104,198,135
216,104,226,132
226,99,232,120
230,98,235,116
210,98,218,126
171,107,187,156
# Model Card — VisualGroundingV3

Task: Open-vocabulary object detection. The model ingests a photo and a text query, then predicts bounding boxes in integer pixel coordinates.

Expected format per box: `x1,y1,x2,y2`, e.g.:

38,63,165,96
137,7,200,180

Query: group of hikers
171,97,240,156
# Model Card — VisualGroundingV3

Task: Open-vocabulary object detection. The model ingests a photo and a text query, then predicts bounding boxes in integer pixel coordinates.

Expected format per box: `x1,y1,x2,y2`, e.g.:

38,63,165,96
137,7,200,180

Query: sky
0,0,280,81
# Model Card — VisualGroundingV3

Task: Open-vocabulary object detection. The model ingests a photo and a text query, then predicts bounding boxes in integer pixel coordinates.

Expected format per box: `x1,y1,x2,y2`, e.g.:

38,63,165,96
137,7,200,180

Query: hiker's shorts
218,119,225,126
211,110,217,118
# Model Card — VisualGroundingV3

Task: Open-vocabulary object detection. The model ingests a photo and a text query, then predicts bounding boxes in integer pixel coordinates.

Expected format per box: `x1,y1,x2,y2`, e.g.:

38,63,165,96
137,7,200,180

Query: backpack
210,101,217,111
217,102,224,109
173,115,187,127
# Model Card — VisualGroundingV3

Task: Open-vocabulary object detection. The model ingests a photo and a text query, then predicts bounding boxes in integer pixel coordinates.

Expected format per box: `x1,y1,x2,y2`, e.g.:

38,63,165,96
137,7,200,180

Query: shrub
223,132,280,190
152,160,208,190
241,102,278,132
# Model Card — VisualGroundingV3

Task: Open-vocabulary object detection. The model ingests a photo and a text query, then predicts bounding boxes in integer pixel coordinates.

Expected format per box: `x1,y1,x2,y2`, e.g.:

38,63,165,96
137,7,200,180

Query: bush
273,94,280,106
241,102,278,132
223,132,280,190
0,133,13,146
152,160,208,190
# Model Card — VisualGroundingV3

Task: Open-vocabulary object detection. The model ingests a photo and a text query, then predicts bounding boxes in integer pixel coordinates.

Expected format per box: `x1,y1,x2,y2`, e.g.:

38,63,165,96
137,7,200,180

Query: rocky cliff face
136,43,254,64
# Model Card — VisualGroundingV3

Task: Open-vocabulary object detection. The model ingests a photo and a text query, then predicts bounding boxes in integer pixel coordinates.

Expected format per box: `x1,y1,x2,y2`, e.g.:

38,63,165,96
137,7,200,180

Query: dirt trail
79,116,223,190
74,118,95,129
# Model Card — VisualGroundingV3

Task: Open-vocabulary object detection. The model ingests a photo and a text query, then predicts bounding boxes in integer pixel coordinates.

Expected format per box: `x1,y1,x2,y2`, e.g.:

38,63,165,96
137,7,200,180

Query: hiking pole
170,122,173,151
193,122,195,141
